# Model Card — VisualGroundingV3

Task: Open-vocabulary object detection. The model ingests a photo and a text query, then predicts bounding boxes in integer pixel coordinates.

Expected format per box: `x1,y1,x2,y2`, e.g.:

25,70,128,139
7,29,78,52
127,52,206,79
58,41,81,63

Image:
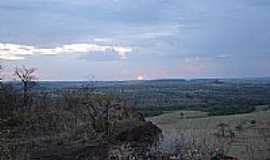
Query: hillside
148,110,270,160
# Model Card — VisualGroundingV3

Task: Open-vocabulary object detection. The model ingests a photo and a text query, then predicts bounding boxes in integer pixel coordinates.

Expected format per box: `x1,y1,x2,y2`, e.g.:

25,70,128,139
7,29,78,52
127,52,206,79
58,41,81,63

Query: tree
15,66,37,110
180,112,184,119
217,123,229,137
0,64,2,79
81,74,96,94
0,65,2,89
75,88,129,138
0,64,3,84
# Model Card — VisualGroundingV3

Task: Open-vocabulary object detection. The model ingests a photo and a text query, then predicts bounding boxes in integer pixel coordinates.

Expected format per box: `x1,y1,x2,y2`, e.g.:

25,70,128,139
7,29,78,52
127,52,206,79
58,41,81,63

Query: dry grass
148,110,270,160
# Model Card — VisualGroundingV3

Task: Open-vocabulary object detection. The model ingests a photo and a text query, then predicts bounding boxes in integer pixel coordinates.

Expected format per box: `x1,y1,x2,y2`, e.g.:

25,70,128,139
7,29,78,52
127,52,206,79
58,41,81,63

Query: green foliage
140,110,164,117
207,105,255,116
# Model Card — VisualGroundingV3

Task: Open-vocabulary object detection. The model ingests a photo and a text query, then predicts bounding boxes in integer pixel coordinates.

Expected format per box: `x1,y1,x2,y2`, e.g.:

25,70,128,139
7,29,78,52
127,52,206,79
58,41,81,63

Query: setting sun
137,75,144,81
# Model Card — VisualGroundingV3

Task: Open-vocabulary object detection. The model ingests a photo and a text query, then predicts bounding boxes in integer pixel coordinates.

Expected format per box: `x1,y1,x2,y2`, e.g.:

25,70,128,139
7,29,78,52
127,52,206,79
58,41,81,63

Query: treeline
135,104,256,117
107,81,270,117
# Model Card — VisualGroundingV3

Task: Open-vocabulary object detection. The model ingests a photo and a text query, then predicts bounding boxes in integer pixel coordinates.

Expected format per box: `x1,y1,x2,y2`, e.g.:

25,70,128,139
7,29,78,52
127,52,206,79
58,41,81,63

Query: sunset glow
137,75,144,81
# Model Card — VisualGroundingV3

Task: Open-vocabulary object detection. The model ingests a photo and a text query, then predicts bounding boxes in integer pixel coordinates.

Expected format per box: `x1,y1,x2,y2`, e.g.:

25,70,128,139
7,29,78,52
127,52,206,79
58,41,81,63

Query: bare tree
15,66,37,110
216,123,229,138
81,74,96,94
0,65,2,90
0,64,3,82
81,94,117,137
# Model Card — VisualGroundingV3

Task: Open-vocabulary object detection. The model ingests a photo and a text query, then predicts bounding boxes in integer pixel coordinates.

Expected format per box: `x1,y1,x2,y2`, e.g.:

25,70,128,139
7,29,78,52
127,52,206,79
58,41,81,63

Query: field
28,78,270,117
148,110,270,160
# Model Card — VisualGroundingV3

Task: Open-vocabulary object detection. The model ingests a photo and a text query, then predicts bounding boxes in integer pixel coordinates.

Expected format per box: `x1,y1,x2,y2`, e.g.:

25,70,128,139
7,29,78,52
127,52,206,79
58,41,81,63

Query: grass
148,110,270,160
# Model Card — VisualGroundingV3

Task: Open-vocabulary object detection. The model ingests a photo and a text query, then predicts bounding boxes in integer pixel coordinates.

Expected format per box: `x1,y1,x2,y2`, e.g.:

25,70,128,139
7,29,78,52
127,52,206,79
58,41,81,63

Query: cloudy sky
0,0,270,80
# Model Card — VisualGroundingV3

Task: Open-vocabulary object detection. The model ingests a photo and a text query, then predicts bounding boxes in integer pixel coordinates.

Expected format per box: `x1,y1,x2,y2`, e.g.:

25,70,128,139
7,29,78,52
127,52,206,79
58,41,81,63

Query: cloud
93,38,113,43
216,54,231,59
0,42,132,60
183,54,232,63
184,56,212,63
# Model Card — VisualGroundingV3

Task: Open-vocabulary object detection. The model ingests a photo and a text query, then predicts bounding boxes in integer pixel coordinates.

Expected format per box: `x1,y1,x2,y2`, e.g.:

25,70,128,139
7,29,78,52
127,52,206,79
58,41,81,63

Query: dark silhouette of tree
81,94,118,137
180,112,184,119
217,123,229,137
15,66,37,110
0,64,3,83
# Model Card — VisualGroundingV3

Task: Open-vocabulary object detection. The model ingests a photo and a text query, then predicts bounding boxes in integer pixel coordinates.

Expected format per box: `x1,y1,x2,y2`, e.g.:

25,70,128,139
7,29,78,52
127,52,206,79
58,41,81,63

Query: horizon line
2,76,270,82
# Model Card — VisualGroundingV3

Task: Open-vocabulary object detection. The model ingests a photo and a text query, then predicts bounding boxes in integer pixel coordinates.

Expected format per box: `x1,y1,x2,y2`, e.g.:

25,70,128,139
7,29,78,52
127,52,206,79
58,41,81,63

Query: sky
0,0,270,81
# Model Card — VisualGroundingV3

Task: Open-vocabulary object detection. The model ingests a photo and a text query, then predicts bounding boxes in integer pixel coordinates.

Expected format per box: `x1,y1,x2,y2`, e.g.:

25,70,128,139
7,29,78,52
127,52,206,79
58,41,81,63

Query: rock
114,121,162,146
